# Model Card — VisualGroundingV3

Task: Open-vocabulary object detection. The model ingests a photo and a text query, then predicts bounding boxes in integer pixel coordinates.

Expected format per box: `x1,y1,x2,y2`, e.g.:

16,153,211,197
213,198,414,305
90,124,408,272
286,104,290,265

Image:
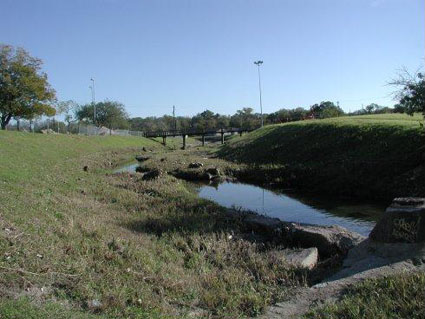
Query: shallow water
113,162,139,173
198,182,386,236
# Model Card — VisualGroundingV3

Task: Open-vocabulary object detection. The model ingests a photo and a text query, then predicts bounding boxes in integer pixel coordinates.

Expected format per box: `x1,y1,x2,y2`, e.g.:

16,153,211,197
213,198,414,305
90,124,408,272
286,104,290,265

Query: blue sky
1,0,424,117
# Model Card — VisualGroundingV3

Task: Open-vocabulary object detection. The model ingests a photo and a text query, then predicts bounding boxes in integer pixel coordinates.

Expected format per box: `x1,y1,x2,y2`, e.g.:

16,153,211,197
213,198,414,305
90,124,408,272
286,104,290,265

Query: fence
5,121,147,138
69,124,145,137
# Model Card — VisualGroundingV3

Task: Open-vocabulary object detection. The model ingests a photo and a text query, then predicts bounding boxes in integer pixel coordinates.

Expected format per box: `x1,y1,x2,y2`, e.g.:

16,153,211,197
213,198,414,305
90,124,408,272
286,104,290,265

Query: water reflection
113,162,139,173
198,182,385,236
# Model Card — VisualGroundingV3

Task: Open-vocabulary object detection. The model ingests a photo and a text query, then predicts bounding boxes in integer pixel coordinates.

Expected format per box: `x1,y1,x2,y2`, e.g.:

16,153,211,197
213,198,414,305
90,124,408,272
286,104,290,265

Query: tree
191,110,218,131
0,44,56,129
390,70,425,118
310,101,344,119
230,107,261,130
76,101,129,130
56,100,78,133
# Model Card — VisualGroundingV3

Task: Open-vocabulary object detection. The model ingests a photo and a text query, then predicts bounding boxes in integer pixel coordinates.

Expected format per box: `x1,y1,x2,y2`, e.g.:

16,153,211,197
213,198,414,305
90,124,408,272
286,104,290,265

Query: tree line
1,44,424,133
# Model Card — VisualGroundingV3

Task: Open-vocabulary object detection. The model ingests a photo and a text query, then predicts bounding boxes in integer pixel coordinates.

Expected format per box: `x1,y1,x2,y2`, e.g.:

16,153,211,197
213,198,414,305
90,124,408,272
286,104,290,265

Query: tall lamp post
90,78,96,125
254,60,264,127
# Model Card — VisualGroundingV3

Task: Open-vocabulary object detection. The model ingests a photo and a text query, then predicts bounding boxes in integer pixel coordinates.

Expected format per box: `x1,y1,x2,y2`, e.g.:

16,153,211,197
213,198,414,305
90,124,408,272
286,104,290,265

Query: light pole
90,78,96,125
173,105,176,131
254,60,264,127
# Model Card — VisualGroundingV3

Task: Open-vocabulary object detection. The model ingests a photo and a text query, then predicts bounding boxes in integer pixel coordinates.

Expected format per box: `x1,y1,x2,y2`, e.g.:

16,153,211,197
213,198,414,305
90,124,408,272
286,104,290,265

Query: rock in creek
206,167,220,176
289,223,364,257
172,169,209,181
142,169,162,181
279,247,319,270
188,162,204,168
135,166,150,173
369,197,425,243
242,213,364,257
202,172,214,181
135,155,150,162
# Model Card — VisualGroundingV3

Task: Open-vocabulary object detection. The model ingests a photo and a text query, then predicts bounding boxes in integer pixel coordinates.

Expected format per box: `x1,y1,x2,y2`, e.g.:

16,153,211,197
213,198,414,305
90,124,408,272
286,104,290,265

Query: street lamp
90,78,96,125
254,60,264,127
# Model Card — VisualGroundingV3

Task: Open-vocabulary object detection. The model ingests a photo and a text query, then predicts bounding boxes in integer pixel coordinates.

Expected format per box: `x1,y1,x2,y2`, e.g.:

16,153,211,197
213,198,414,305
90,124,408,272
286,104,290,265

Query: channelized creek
198,182,385,236
115,163,385,236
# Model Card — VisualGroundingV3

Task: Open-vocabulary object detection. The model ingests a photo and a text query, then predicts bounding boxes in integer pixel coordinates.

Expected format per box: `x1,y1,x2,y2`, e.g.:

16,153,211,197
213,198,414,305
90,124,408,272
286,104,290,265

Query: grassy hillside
0,131,305,318
305,272,425,319
219,114,425,201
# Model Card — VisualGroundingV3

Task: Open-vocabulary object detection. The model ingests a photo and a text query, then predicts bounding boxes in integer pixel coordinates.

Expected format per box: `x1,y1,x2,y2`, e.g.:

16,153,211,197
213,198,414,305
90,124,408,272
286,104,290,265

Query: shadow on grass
219,123,425,201
125,199,244,237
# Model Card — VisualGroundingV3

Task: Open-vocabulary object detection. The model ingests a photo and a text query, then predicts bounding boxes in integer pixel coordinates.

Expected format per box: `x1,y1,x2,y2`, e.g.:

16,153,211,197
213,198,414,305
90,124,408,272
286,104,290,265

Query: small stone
36,254,43,259
135,166,149,173
188,162,203,168
206,167,220,176
280,247,319,270
142,169,162,181
135,155,150,162
88,299,102,310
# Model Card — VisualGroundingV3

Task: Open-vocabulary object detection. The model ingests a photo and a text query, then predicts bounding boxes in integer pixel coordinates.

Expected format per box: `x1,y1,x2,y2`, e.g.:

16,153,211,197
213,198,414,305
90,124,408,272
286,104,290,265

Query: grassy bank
0,131,306,318
219,113,425,201
305,272,425,319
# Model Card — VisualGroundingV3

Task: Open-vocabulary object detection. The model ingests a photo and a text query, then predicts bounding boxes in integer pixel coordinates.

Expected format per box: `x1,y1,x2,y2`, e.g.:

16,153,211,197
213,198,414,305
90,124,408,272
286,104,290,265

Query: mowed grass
305,272,425,319
0,131,304,318
219,113,425,200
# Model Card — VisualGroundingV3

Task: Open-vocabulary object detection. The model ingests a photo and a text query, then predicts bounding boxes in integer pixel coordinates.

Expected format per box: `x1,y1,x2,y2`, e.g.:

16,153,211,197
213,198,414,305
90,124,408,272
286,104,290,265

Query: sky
1,0,424,118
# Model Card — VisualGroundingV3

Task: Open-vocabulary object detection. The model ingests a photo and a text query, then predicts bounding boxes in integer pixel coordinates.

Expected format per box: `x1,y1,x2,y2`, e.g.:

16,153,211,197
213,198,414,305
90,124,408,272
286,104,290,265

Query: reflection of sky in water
113,163,139,173
199,182,381,236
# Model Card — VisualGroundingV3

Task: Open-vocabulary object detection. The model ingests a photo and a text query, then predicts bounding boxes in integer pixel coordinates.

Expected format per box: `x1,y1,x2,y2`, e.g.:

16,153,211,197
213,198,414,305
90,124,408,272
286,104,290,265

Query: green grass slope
220,114,425,201
0,132,305,318
305,272,425,319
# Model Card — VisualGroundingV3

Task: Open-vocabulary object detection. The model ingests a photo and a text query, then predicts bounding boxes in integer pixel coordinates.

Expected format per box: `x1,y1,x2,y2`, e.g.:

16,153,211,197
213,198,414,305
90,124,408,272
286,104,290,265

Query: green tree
76,101,129,130
56,100,78,132
310,101,344,119
191,110,217,131
230,107,261,130
391,70,425,118
0,44,56,129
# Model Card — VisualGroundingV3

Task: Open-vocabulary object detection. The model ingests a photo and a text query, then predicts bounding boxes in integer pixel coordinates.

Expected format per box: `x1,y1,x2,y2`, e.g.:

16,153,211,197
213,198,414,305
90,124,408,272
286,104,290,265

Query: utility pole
173,105,176,131
90,78,96,125
254,60,264,127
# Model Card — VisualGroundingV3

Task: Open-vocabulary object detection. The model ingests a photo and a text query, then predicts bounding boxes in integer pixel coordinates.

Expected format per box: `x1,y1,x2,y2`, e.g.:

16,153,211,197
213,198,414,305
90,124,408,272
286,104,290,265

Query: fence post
182,134,186,150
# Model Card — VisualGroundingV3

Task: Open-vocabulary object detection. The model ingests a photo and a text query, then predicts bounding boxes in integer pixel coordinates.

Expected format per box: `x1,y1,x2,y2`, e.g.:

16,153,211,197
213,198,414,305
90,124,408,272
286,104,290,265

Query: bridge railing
142,127,253,138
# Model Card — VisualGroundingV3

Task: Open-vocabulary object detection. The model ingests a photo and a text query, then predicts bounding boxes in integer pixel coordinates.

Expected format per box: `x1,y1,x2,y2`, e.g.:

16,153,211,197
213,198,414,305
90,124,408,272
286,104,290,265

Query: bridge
142,127,253,149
